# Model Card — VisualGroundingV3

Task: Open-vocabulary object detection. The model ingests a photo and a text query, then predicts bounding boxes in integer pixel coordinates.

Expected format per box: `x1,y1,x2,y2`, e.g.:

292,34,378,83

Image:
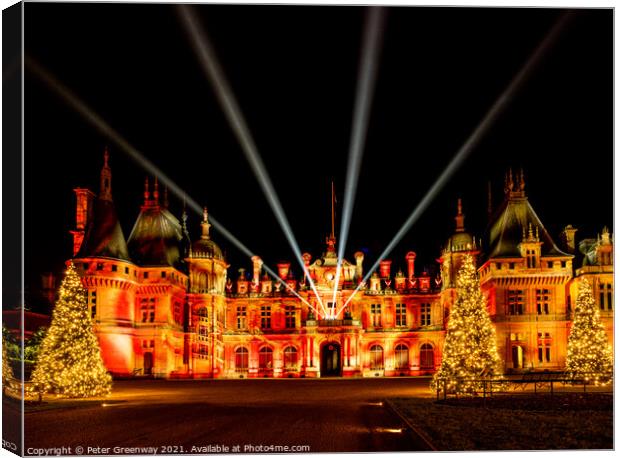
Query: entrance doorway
512,345,523,369
144,352,153,375
321,343,341,376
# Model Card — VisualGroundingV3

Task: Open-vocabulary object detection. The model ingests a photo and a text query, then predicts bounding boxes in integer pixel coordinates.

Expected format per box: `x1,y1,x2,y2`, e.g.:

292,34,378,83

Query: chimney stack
379,260,392,279
277,262,290,279
251,256,263,285
354,251,364,281
405,251,416,281
561,225,578,253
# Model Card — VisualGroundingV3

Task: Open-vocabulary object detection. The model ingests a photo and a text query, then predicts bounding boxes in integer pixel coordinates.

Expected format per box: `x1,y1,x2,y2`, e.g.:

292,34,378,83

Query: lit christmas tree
565,278,613,385
2,331,15,392
431,255,503,394
31,262,112,397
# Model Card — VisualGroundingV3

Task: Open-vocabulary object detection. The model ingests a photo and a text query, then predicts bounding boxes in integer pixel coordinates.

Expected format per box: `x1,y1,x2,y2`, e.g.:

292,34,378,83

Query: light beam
331,7,386,316
177,5,328,316
336,12,573,316
25,56,323,317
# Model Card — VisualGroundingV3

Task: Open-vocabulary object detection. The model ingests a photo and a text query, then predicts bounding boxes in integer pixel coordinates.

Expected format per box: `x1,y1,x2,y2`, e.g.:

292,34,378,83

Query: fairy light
30,262,112,398
565,278,613,386
430,255,504,395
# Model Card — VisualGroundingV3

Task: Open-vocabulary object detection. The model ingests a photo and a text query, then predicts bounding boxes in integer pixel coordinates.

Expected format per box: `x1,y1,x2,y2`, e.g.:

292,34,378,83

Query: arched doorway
321,342,341,376
143,352,153,376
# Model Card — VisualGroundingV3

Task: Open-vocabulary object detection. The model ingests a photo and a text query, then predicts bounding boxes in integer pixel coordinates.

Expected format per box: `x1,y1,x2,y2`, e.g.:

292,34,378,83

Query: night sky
23,4,613,311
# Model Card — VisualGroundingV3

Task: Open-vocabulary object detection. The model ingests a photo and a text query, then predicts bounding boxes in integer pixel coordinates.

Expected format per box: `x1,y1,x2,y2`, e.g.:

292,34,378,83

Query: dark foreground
18,378,434,454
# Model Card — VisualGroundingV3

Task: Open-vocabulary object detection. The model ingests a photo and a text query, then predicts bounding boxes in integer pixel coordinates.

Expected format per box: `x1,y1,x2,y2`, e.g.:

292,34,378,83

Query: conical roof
76,150,129,261
128,205,184,267
77,198,130,261
487,196,568,259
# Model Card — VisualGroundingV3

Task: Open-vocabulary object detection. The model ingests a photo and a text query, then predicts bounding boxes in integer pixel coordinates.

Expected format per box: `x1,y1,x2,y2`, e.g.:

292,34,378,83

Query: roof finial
455,198,465,232
153,176,159,204
528,222,534,240
201,206,211,239
508,168,514,192
99,148,112,201
518,168,525,191
163,185,169,208
144,177,150,204
535,225,539,241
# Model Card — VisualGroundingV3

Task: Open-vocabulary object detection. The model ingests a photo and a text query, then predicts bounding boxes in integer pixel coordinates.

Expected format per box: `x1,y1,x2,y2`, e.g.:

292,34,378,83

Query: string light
565,279,613,386
431,255,503,395
30,262,112,397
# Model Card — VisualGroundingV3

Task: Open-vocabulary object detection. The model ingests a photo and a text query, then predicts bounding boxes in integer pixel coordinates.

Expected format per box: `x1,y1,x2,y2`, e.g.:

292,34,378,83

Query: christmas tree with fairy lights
431,255,503,394
565,278,613,385
31,262,112,397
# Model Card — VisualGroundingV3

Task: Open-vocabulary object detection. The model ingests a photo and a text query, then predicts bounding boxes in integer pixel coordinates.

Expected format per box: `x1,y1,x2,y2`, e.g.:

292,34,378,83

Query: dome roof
189,208,225,261
127,204,183,267
446,232,474,252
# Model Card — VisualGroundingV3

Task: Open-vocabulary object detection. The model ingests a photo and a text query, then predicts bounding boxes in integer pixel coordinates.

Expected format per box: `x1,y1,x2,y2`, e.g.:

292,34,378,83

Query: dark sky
24,3,613,307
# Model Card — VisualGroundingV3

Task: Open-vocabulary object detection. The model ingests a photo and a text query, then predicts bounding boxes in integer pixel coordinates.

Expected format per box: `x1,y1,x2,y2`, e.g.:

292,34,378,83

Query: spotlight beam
25,56,323,317
331,7,386,315
336,12,573,316
177,5,327,316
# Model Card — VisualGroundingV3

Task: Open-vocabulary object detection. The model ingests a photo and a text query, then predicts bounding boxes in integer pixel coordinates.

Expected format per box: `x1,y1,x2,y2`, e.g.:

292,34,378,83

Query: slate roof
76,197,130,261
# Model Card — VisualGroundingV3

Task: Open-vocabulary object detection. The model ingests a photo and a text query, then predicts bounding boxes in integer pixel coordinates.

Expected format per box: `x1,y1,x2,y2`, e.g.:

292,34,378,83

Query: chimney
251,256,263,285
354,251,364,281
405,251,416,281
71,188,95,256
277,262,290,279
379,260,392,279
561,225,578,253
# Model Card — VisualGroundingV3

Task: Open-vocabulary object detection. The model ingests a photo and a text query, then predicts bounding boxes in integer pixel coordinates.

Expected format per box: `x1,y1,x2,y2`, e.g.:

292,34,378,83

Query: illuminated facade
70,152,613,378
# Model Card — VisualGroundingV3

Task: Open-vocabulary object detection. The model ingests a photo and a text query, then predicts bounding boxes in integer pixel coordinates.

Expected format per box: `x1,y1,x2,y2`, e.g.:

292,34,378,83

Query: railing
492,313,571,322
435,372,614,401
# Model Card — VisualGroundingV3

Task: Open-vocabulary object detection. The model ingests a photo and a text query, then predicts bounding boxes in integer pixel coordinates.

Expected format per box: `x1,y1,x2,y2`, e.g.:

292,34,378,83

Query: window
327,302,336,316
140,297,156,323
83,262,89,270
125,267,129,274
96,263,104,271
420,343,434,369
526,249,537,268
395,303,407,327
259,347,273,370
111,264,117,272
161,271,166,278
509,263,515,270
197,307,208,321
198,325,209,340
567,295,572,313
547,261,553,268
370,304,381,327
536,289,551,315
197,344,209,359
395,344,409,370
283,346,298,369
421,303,431,326
235,347,249,372
369,345,384,370
537,332,552,363
236,306,247,330
260,306,271,329
143,272,149,279
600,283,613,310
507,290,524,315
495,263,501,270
90,290,97,319
285,305,296,328
173,301,182,324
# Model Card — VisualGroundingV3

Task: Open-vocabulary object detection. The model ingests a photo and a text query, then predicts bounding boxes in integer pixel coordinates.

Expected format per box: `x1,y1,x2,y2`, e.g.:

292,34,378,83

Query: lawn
389,393,613,451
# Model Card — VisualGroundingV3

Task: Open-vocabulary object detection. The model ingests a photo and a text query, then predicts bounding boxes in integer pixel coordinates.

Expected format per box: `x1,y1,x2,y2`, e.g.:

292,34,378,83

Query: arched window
283,346,298,369
370,344,384,370
259,347,273,370
395,344,409,370
197,307,208,321
235,347,249,372
420,343,434,369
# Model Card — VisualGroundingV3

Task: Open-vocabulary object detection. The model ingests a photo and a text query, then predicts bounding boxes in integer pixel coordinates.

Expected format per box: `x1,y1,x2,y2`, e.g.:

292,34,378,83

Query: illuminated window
395,344,409,370
507,290,524,315
370,304,381,327
395,303,407,327
369,345,384,369
260,306,271,329
198,344,209,359
235,347,249,372
90,290,97,319
236,306,247,330
537,332,552,363
536,289,551,315
421,303,431,326
198,325,209,340
197,307,208,321
140,297,156,323
259,347,273,370
600,283,613,310
420,343,434,369
283,346,298,369
285,305,296,328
